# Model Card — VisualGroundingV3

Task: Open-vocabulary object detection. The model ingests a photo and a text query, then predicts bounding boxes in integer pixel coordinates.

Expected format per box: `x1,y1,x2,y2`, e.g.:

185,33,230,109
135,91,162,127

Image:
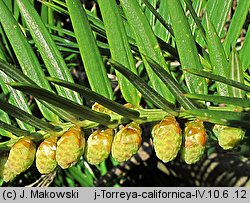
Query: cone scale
56,126,85,169
3,137,36,182
111,122,142,162
181,120,207,164
85,128,114,165
152,116,182,163
36,136,58,174
213,124,245,150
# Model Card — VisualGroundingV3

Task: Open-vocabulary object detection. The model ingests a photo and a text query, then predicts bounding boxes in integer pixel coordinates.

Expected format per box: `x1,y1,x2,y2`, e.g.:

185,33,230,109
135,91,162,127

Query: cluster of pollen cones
0,111,244,182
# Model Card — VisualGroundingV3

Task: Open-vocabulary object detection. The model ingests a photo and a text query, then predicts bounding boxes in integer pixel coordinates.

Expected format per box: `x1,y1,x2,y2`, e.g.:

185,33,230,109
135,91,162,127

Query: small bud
92,102,114,114
213,124,245,150
111,122,142,162
3,137,36,182
181,120,207,164
85,129,114,165
36,137,58,174
123,103,134,109
56,126,85,169
152,116,182,163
